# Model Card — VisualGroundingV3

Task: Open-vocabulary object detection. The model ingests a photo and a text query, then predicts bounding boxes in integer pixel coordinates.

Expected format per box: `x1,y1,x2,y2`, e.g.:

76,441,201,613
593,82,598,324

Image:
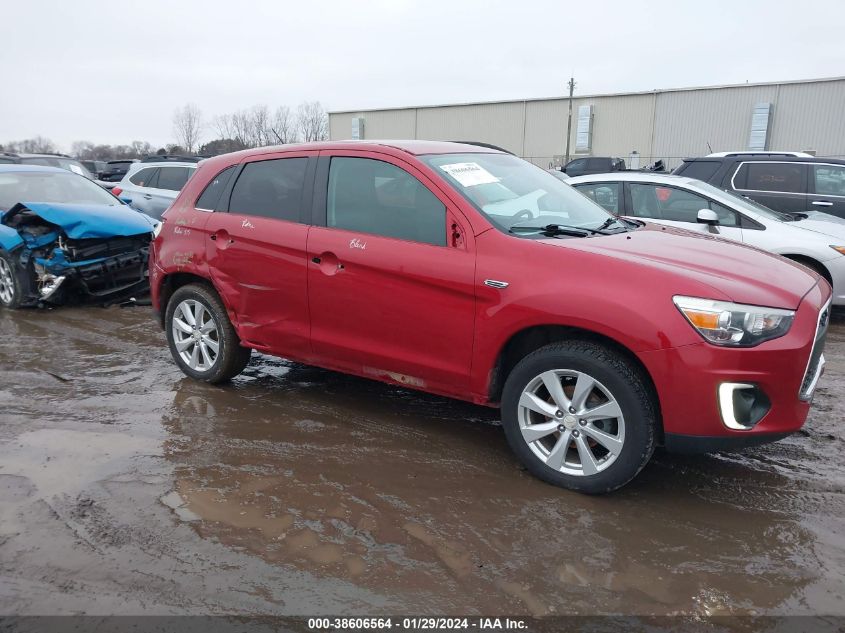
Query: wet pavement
0,305,843,618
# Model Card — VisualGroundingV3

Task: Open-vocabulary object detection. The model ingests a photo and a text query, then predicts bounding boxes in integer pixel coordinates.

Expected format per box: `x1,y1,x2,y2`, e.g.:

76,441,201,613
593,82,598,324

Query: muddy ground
0,305,843,618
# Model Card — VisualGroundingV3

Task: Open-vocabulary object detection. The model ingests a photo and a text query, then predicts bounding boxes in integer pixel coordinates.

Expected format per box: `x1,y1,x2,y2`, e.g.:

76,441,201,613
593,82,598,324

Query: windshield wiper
509,222,613,237
595,217,627,232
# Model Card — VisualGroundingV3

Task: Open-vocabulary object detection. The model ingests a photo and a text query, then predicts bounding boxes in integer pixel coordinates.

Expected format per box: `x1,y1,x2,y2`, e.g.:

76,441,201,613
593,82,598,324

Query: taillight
112,187,123,197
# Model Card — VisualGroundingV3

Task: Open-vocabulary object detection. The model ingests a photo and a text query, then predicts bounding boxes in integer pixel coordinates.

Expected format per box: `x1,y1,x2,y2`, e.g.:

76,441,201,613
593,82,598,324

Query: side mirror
697,209,719,226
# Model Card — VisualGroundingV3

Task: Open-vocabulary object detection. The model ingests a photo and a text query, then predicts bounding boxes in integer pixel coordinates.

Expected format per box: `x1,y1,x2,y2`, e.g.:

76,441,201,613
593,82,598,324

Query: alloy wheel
171,299,221,372
0,258,15,305
517,369,625,476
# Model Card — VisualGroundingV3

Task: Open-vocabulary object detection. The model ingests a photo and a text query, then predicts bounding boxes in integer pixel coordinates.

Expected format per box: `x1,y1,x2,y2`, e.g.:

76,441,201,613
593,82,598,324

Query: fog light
718,383,771,430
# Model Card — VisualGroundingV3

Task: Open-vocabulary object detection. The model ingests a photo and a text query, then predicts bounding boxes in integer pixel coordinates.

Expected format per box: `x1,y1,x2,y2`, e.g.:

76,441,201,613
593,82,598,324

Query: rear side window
679,161,721,182
573,182,620,213
129,167,158,186
228,157,308,221
327,157,446,246
735,163,805,193
156,167,192,192
196,166,236,210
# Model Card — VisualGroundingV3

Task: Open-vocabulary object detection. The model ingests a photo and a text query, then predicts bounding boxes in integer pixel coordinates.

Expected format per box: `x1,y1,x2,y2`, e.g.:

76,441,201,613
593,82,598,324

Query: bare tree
270,105,297,144
296,101,328,142
5,136,57,154
172,103,203,153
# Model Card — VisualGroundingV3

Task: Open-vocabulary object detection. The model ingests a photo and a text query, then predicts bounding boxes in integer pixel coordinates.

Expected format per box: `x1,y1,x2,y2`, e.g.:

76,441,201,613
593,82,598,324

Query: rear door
730,161,808,214
306,151,476,396
625,182,744,242
204,152,316,358
809,163,845,219
121,167,159,213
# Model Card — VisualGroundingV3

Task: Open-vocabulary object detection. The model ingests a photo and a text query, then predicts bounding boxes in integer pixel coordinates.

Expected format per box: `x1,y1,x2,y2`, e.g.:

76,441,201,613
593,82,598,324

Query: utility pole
564,76,575,165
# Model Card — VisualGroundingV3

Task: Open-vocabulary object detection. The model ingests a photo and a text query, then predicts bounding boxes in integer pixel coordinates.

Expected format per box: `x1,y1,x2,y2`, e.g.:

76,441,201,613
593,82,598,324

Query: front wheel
501,341,657,494
165,283,251,384
0,252,23,309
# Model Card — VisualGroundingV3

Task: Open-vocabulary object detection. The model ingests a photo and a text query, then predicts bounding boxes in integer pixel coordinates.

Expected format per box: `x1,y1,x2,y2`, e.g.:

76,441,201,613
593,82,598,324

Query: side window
195,166,236,210
228,157,308,221
156,167,192,192
327,157,446,246
566,158,587,173
813,165,845,196
709,201,740,227
129,167,157,186
630,184,710,223
737,163,805,193
679,160,721,182
573,183,620,213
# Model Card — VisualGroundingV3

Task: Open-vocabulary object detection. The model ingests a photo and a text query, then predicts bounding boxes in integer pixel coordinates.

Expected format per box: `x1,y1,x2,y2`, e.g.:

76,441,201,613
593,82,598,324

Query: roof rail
141,154,204,163
451,141,514,154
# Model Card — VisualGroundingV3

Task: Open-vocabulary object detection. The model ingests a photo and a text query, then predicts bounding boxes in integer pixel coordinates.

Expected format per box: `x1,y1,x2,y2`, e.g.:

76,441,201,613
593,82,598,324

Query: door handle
143,194,153,200
312,252,343,275
812,201,833,207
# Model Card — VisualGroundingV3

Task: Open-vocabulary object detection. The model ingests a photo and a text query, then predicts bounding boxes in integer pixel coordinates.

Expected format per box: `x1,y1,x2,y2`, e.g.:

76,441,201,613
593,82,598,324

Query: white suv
569,172,845,306
113,157,200,219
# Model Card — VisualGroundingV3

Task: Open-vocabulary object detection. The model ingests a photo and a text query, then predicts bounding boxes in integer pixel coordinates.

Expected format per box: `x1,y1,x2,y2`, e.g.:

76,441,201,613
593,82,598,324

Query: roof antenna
706,141,713,153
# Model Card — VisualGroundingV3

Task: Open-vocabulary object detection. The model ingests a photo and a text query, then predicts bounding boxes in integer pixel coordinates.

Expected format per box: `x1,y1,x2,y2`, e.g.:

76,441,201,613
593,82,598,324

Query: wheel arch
487,324,663,437
156,272,218,329
780,254,833,286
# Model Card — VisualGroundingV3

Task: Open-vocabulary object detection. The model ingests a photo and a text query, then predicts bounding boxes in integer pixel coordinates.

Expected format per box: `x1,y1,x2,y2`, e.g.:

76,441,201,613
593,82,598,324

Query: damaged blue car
0,165,160,308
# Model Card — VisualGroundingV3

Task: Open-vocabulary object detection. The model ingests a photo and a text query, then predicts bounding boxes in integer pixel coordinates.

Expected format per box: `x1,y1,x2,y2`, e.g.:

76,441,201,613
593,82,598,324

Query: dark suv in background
674,153,845,218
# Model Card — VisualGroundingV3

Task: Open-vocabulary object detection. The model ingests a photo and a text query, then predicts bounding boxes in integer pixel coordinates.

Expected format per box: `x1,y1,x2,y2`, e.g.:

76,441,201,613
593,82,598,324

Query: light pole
564,77,575,165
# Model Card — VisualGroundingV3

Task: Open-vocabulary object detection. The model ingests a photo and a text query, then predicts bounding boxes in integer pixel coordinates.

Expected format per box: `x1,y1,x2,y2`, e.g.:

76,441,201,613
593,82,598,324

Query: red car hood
539,224,818,310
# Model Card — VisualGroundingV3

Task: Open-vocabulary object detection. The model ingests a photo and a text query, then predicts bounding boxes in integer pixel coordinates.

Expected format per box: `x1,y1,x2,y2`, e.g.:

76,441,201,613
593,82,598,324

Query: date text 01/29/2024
307,617,529,630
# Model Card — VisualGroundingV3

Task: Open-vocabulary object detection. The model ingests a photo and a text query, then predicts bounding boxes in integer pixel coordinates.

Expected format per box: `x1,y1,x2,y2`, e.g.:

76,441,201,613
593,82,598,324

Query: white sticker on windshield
439,162,499,187
68,165,84,175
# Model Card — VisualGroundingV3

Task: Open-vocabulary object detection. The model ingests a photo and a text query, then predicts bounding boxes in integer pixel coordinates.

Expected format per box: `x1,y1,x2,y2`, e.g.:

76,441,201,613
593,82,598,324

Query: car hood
538,224,818,309
3,202,158,239
789,211,845,241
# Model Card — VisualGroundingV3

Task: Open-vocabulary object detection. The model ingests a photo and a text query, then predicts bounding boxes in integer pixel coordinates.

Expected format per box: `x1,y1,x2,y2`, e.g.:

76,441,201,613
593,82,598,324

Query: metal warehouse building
329,76,845,169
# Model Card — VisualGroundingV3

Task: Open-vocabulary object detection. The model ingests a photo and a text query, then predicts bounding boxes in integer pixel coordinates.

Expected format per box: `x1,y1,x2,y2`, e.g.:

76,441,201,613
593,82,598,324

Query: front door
809,163,845,219
205,152,315,358
306,152,476,397
625,182,745,242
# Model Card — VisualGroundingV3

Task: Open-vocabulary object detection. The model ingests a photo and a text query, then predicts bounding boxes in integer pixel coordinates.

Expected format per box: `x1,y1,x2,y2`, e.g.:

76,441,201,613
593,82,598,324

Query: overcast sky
3,0,843,151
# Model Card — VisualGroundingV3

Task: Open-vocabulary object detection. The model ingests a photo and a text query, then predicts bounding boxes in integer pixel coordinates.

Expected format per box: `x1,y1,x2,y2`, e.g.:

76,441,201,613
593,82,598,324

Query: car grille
799,300,831,401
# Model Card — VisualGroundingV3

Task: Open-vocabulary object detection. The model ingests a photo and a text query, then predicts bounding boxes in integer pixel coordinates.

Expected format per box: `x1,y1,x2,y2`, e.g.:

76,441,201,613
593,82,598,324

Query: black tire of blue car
165,283,252,384
0,251,23,309
501,341,657,494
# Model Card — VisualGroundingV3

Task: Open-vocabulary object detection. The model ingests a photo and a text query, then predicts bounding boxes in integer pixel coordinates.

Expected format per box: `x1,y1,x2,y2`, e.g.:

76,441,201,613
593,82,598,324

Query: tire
165,283,251,384
501,341,657,494
0,251,23,309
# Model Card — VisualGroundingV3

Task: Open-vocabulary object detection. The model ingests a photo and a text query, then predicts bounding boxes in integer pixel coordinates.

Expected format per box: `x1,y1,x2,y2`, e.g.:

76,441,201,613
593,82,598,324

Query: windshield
0,170,121,212
421,153,624,236
691,180,791,221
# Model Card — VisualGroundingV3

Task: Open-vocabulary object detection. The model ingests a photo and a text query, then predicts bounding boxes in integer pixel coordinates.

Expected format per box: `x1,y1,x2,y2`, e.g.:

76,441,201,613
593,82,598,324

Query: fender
0,224,24,252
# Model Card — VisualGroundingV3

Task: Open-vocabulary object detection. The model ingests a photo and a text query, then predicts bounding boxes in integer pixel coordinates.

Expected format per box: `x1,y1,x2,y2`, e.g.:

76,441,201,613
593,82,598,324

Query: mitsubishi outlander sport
150,141,831,493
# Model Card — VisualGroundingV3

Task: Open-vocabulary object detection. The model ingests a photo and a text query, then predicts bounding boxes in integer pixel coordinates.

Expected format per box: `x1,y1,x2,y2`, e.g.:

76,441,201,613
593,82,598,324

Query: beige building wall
329,77,845,168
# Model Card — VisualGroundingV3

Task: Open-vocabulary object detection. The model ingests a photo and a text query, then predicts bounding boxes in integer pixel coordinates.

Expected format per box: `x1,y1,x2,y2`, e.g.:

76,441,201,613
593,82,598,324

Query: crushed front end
3,203,153,306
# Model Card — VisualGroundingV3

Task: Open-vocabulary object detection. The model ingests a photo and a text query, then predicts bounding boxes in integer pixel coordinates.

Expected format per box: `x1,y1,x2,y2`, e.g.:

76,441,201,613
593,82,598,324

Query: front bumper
639,282,830,452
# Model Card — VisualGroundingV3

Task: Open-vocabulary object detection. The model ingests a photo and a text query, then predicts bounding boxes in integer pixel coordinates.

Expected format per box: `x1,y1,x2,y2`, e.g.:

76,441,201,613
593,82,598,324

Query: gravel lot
0,306,843,617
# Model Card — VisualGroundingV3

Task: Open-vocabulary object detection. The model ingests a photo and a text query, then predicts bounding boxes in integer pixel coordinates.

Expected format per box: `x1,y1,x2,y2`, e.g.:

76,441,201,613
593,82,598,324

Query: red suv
150,141,831,493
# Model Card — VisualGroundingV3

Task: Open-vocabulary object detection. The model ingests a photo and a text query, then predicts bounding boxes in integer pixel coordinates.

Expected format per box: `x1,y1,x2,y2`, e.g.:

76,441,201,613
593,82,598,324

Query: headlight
673,296,794,347
152,221,163,239
831,245,845,256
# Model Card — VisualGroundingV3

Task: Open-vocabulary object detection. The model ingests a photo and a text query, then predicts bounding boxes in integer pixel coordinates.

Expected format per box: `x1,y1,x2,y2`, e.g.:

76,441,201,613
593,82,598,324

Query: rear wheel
0,252,22,309
165,283,251,383
501,341,657,494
